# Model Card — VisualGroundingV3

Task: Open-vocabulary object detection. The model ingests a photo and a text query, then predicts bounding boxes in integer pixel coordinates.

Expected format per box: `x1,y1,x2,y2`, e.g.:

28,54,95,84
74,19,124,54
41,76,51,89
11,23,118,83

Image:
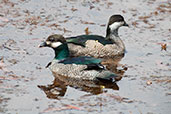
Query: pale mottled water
0,0,170,114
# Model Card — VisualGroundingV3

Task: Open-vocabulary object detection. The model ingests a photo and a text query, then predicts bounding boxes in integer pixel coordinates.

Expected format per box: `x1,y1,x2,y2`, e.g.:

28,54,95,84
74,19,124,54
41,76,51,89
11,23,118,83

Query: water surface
0,0,170,114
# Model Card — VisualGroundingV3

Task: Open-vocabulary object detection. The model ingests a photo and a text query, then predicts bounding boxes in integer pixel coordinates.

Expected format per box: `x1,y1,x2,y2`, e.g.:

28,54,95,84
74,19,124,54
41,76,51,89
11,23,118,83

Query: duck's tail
96,71,122,83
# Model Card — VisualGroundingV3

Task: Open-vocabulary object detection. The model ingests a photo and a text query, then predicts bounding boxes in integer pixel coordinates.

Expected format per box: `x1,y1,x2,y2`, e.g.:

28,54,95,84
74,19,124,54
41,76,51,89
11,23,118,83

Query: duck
66,14,129,58
39,34,121,82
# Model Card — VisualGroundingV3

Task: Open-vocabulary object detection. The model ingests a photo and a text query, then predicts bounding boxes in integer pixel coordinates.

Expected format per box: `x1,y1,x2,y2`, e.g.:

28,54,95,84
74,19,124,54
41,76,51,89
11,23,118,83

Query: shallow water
0,0,171,114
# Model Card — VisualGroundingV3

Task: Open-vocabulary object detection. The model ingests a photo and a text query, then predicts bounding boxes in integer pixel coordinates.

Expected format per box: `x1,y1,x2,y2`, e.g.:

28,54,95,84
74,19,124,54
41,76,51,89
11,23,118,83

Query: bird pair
39,15,129,83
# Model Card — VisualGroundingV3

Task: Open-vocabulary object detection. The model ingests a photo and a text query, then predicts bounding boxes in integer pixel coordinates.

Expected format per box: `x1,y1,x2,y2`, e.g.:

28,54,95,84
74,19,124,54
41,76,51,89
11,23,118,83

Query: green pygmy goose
66,14,129,58
39,34,121,82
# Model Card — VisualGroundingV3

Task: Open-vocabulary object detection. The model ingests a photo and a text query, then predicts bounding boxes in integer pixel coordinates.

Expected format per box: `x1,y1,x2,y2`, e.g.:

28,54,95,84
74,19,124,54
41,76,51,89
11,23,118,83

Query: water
0,0,170,114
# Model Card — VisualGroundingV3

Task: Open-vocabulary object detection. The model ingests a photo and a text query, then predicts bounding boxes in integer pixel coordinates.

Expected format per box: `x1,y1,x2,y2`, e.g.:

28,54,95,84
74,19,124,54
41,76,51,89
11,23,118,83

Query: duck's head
108,15,128,30
39,34,66,49
106,15,128,37
39,34,70,60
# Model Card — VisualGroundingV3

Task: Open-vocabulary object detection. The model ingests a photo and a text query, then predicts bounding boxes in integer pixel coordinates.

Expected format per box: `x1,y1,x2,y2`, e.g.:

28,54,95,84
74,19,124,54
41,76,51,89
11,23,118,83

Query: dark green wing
66,35,113,47
59,56,104,70
59,56,102,65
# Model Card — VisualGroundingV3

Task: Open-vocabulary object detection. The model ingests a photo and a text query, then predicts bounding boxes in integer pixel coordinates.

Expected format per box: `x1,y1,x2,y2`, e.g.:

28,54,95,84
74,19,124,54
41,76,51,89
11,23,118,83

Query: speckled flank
49,60,118,81
68,40,125,58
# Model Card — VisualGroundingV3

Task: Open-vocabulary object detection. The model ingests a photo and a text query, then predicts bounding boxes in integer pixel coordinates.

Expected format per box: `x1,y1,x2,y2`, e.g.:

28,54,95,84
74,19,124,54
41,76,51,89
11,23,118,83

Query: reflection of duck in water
38,75,120,99
101,57,127,76
39,34,122,82
66,15,129,58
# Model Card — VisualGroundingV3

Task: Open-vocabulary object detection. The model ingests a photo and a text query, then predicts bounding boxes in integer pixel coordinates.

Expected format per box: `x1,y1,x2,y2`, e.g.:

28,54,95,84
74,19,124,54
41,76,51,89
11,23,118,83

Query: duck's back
66,35,113,46
66,35,125,58
68,41,124,58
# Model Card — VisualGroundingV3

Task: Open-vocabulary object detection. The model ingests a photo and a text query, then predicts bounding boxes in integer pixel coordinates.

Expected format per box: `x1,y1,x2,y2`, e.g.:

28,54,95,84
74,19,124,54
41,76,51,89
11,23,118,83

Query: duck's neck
106,28,125,49
54,44,69,60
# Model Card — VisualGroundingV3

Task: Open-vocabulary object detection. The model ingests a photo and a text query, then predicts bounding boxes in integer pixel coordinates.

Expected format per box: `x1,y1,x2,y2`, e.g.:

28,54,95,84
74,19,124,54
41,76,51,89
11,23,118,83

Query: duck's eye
49,37,54,42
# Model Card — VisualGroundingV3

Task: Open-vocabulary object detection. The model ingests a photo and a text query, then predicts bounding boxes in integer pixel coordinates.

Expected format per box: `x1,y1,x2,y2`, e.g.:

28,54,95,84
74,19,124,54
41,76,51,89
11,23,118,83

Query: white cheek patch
46,41,51,45
109,22,124,31
51,42,62,48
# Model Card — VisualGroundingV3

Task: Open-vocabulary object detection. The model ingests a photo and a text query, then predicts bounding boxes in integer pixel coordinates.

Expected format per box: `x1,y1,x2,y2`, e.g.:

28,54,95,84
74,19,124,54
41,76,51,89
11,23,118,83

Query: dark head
39,34,66,49
106,15,128,37
39,34,70,60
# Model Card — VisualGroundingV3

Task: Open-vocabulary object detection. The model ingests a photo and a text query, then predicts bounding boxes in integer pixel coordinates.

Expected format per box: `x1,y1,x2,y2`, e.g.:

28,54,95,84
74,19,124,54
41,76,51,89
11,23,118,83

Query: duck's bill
38,42,47,48
123,22,129,27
